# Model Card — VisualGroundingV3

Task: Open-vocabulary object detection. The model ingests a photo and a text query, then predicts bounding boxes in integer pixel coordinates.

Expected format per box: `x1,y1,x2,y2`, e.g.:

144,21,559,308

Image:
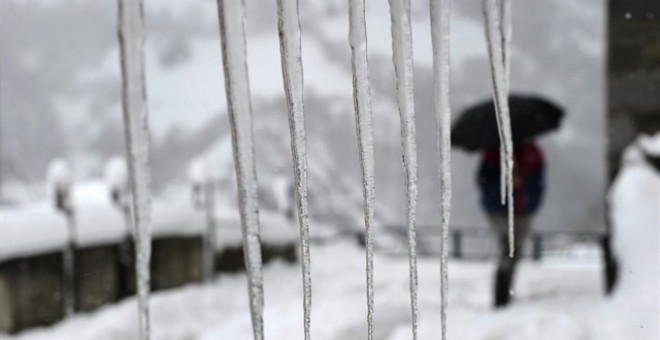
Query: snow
4,155,659,340
104,156,129,192
276,0,313,337
430,0,452,337
74,205,127,247
5,135,658,339
388,0,420,338
0,204,68,262
217,0,265,337
606,139,660,340
46,159,72,194
637,132,660,156
187,159,207,186
0,241,626,340
0,181,295,263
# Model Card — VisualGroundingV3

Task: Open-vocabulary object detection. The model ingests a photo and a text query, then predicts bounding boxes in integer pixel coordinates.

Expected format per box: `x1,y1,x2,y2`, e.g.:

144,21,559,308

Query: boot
494,267,513,308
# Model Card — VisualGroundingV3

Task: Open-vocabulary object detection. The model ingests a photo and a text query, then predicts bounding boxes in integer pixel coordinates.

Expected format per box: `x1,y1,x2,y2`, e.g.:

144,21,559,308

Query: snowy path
7,241,650,340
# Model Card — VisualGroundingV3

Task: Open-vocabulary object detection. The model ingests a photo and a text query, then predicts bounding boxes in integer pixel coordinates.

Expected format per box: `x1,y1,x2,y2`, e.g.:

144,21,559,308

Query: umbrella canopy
452,95,564,152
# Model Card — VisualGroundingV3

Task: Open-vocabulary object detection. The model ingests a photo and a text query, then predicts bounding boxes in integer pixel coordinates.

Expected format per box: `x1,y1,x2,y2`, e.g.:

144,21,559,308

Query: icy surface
117,0,153,338
482,0,515,256
388,0,419,338
430,0,451,338
276,1,313,338
348,1,377,339
216,0,264,338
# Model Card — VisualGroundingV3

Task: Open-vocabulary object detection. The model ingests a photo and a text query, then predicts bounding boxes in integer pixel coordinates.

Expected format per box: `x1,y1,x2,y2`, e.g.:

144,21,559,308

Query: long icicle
388,0,419,339
216,1,265,338
500,0,514,256
483,0,515,257
275,1,312,339
498,0,511,206
117,0,153,338
430,0,451,338
348,0,377,339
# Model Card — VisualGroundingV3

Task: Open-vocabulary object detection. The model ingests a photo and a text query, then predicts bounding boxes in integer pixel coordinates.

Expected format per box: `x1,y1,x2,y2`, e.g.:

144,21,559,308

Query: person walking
477,142,545,307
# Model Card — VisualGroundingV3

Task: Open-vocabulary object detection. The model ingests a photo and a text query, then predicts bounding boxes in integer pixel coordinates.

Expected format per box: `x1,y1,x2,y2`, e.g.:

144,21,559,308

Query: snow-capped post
104,156,133,281
482,0,515,257
117,0,153,338
430,0,452,338
188,160,218,282
203,176,217,282
216,0,265,338
275,0,312,338
47,159,76,316
347,0,377,339
388,0,420,338
105,156,130,217
188,160,207,210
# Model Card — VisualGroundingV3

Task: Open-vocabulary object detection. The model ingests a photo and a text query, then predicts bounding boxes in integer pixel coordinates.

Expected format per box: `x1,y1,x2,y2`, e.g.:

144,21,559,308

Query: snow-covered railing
114,0,515,339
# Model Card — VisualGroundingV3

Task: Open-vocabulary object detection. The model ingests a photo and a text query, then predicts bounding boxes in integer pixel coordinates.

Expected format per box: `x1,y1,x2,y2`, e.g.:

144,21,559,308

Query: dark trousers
488,214,530,307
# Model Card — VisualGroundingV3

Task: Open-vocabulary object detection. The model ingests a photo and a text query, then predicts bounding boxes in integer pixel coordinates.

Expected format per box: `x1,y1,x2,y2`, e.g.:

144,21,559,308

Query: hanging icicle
117,0,153,338
430,0,451,338
388,0,420,338
482,0,515,257
499,0,512,206
216,1,265,339
348,0,377,339
275,1,312,339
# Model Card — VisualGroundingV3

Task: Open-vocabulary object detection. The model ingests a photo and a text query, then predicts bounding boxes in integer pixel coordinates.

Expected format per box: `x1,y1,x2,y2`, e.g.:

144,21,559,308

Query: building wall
75,246,120,312
0,253,64,334
608,0,660,180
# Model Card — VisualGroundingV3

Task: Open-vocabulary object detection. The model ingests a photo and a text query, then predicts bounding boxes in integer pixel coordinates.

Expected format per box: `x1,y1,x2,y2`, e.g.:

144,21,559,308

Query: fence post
532,233,543,261
451,230,462,259
203,180,217,281
47,159,76,316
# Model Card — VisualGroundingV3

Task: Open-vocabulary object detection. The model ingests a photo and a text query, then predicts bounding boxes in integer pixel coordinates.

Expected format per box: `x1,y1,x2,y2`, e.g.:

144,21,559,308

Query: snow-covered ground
4,238,651,340
2,138,658,339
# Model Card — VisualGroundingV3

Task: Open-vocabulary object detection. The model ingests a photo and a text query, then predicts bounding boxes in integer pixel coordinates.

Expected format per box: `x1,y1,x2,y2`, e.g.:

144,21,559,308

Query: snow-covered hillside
1,0,607,234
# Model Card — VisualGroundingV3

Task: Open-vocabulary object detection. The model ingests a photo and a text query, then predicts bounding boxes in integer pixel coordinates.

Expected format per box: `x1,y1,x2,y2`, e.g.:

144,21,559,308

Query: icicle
117,0,153,338
499,0,512,89
275,1,312,339
216,1,264,339
482,0,515,257
348,0,377,339
430,0,451,338
388,0,419,339
499,0,511,206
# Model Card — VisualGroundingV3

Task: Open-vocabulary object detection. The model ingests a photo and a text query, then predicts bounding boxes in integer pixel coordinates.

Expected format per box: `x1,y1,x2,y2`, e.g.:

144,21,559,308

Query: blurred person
477,142,545,307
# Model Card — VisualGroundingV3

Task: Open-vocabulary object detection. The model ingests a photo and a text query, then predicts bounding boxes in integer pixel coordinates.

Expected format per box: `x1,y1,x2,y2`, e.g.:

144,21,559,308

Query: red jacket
478,143,545,215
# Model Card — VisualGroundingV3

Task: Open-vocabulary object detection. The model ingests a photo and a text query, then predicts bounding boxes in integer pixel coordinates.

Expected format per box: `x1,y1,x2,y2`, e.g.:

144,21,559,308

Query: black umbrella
452,95,564,152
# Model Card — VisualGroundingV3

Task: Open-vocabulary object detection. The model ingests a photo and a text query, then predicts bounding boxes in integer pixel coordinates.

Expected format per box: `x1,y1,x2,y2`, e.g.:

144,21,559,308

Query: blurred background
0,0,606,232
1,0,658,339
